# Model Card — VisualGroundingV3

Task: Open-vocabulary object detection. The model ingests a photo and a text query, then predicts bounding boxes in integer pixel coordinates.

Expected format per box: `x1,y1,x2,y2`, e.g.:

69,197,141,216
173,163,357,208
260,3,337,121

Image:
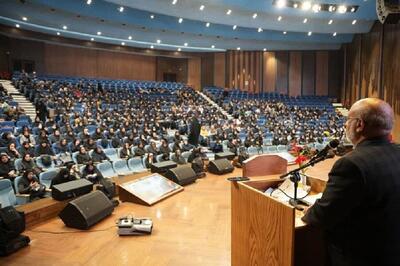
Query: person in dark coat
35,141,55,157
119,142,133,159
76,146,91,165
50,165,77,189
81,161,104,184
17,169,46,200
0,153,17,182
20,153,42,175
134,142,146,157
187,114,201,147
91,146,110,163
172,149,186,165
302,98,400,266
18,141,35,158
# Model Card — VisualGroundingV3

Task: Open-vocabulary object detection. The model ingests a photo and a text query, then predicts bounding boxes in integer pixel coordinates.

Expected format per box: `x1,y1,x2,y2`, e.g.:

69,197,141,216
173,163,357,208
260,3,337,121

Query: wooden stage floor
0,158,337,266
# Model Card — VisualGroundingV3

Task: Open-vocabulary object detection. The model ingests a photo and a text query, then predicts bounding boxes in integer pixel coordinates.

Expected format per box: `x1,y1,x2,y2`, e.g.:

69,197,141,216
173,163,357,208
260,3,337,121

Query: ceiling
0,0,378,52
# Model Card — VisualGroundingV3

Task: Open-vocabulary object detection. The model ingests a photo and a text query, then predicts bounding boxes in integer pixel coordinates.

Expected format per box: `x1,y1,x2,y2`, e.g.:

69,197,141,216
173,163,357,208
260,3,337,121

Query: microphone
313,139,340,160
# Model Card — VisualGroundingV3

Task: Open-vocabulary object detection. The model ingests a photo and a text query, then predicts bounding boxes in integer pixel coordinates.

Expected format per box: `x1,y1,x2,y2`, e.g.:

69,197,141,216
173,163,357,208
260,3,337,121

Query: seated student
20,153,42,175
50,163,77,189
36,130,50,144
172,149,186,165
0,153,17,182
0,132,15,147
227,138,239,155
81,161,104,184
65,130,76,143
233,147,249,168
158,153,170,162
159,139,171,155
76,146,91,165
144,153,156,169
54,139,69,154
17,169,46,200
147,141,159,156
70,139,82,153
211,139,223,153
190,150,205,178
124,134,135,147
6,142,20,161
134,142,146,157
181,139,194,152
84,138,97,151
19,128,36,147
48,129,62,144
91,146,110,163
187,147,202,163
172,140,181,152
91,127,103,140
35,141,55,158
18,141,35,158
80,127,91,142
119,142,133,160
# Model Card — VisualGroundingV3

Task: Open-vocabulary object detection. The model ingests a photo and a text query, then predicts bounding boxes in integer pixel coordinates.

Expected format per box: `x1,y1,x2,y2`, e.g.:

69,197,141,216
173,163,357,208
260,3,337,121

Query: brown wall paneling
201,53,214,88
255,52,261,93
301,51,316,95
328,50,343,100
10,38,45,74
289,52,302,97
214,52,225,88
0,35,10,73
234,51,239,88
276,51,289,95
360,23,382,98
315,51,329,96
188,57,201,90
156,56,187,83
263,52,277,93
227,51,233,88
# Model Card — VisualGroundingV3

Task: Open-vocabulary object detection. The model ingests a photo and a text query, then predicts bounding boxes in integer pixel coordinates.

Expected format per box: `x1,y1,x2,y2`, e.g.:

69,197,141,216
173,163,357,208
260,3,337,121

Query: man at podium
302,98,400,266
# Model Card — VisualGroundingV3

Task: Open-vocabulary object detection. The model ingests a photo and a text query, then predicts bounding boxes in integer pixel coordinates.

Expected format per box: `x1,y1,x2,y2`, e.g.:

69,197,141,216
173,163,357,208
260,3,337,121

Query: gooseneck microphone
312,139,340,160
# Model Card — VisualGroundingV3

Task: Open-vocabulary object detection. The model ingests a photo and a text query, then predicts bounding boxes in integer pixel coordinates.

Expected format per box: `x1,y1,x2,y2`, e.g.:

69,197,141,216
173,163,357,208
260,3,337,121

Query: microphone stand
280,155,328,210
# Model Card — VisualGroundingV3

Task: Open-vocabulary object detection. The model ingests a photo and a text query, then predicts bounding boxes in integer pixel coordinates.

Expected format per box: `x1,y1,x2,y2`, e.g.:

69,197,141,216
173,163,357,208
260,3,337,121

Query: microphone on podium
312,139,340,161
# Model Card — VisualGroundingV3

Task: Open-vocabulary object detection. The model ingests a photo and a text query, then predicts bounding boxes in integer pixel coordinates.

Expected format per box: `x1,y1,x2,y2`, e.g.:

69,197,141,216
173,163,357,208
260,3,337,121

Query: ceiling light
200,5,205,11
277,0,286,8
258,27,263,32
338,5,347,13
328,19,333,24
278,16,282,21
87,0,92,5
263,48,267,51
184,42,188,46
172,0,177,5
15,24,20,28
206,22,210,27
150,45,154,49
333,32,337,36
121,42,125,45
303,18,308,23
128,36,132,40
252,13,257,19
22,17,27,21
157,39,161,44
237,47,241,50
302,1,311,10
211,45,215,48
350,7,356,12
312,4,321,13
90,37,94,41
150,14,155,19
233,25,237,30
178,18,183,23
178,48,181,51
293,3,298,8
352,19,357,25
118,6,124,12
63,25,68,30
57,32,60,35
226,9,232,15
328,5,336,12
308,31,312,36
97,31,101,35
283,31,287,34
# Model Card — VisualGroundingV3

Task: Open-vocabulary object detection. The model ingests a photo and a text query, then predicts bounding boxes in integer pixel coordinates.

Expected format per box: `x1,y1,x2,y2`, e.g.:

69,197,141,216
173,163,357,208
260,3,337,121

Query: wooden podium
231,176,327,266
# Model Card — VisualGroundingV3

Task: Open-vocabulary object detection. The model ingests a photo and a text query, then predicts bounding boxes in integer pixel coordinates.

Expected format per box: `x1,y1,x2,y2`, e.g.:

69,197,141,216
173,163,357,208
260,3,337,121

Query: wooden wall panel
263,52,277,93
9,37,45,74
188,57,201,90
315,51,329,96
302,52,315,95
289,52,302,97
156,56,187,83
200,53,214,88
276,51,289,95
214,52,225,88
328,50,343,99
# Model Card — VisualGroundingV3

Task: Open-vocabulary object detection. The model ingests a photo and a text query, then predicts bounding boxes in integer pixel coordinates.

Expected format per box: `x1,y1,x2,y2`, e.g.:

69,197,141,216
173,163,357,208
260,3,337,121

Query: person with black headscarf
188,113,201,147
0,153,17,182
50,164,77,189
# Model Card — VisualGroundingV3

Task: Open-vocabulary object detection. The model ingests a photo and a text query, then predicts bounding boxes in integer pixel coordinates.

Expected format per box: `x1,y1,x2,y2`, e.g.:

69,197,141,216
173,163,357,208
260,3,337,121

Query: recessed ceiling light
328,5,336,12
252,13,257,19
87,0,92,5
328,19,333,24
293,3,298,8
97,31,101,35
237,47,241,50
283,31,287,34
233,25,237,30
308,31,312,36
178,48,181,51
118,6,124,12
278,16,282,21
333,32,337,36
276,0,286,8
338,5,347,13
226,9,232,15
200,5,205,11
312,4,321,13
206,22,210,27
211,45,215,48
303,18,308,23
263,48,267,51
150,45,154,49
258,27,263,32
150,14,154,19
352,19,357,25
121,42,125,46
90,37,94,41
302,1,311,10
178,18,183,23
57,32,60,35
63,25,68,30
184,42,188,46
22,17,27,21
15,24,20,28
157,39,161,44
350,7,356,12
172,0,177,5
128,36,132,40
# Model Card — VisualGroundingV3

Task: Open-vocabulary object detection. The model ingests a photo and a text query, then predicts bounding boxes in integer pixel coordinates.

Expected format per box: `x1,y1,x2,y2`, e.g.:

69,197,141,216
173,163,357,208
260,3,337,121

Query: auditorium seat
277,145,288,152
112,159,132,176
14,158,23,172
156,154,164,163
97,161,117,178
247,146,259,157
181,151,191,163
127,157,147,173
0,179,17,207
13,176,30,205
267,146,278,153
39,169,60,188
72,151,79,164
104,148,119,162
36,156,56,170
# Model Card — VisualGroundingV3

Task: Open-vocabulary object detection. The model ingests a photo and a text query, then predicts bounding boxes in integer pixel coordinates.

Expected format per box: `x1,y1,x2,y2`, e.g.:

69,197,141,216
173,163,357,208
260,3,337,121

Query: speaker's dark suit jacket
303,137,400,266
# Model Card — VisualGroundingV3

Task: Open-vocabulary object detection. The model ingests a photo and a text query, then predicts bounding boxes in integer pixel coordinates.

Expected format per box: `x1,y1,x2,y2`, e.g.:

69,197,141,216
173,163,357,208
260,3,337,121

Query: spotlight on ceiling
283,31,287,34
150,14,154,19
328,19,333,24
178,48,181,51
206,22,210,27
90,37,94,41
352,19,357,25
252,13,257,19
338,5,347,13
184,42,188,46
312,4,321,13
150,45,154,49
333,32,337,36
97,31,102,35
226,9,232,15
172,0,177,5
303,18,308,23
121,42,125,46
211,45,215,48
157,39,161,44
86,0,92,5
350,7,356,12
200,5,205,11
118,6,124,12
263,48,267,51
328,5,336,12
62,25,68,30
293,3,298,8
276,0,286,8
302,1,311,10
308,31,312,36
57,32,60,35
22,17,27,21
258,27,263,32
233,25,237,30
15,24,20,28
278,16,282,21
128,36,132,40
237,47,241,50
178,18,183,23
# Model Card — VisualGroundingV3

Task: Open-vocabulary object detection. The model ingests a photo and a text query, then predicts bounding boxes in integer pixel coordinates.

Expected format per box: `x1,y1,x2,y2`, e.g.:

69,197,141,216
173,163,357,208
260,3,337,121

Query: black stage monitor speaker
164,165,197,186
151,161,177,174
215,151,236,160
208,159,234,175
59,191,114,230
52,179,93,201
